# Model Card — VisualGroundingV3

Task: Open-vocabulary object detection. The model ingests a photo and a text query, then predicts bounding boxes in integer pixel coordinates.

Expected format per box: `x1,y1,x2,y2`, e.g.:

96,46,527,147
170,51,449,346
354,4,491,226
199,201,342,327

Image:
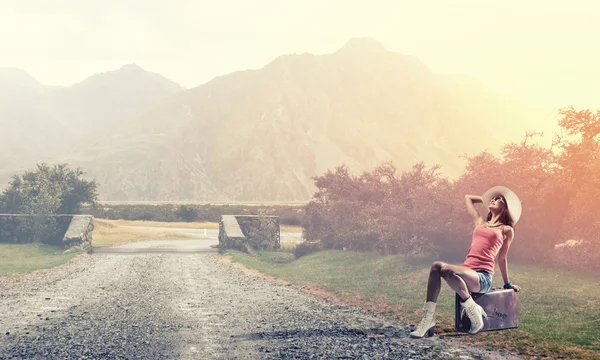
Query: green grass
0,244,81,276
256,250,296,264
228,250,600,360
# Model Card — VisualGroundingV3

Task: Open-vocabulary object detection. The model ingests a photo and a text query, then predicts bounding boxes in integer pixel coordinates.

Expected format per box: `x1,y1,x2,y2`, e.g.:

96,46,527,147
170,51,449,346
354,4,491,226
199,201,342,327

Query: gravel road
0,241,521,359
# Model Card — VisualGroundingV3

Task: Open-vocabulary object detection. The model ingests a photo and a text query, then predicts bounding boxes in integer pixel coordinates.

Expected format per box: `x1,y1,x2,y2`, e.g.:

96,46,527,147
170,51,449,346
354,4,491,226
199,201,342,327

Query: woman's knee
430,261,444,274
439,264,457,279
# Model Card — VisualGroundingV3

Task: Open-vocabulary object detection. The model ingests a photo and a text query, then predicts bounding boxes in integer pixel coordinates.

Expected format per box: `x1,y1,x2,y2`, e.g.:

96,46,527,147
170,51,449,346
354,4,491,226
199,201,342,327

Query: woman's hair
486,195,515,227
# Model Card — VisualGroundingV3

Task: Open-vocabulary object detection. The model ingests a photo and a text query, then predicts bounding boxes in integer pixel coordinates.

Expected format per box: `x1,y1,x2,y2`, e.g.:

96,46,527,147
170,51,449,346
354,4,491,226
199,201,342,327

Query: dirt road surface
0,239,521,359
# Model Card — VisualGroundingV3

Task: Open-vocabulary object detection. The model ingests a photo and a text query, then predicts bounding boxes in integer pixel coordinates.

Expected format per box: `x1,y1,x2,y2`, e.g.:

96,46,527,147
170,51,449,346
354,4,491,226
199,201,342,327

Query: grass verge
227,250,600,360
93,219,199,247
0,244,81,277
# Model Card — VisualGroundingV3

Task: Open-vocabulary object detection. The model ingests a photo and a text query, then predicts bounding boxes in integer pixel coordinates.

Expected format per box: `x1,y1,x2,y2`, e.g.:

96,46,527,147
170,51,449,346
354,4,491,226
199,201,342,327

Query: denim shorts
476,270,493,293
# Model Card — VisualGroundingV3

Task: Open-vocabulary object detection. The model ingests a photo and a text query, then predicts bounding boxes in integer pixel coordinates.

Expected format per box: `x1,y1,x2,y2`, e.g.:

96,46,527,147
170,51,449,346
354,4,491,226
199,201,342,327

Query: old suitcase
455,287,519,332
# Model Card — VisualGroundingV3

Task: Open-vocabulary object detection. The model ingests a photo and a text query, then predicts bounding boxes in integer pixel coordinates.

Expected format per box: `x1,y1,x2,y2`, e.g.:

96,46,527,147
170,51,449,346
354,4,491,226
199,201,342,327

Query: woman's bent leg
439,264,481,300
410,261,445,338
412,262,485,338
426,261,444,302
438,264,487,334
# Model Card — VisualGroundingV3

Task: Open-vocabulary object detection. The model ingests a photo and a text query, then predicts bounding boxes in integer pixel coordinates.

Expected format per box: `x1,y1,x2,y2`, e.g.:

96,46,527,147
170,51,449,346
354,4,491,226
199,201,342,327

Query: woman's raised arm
464,195,484,225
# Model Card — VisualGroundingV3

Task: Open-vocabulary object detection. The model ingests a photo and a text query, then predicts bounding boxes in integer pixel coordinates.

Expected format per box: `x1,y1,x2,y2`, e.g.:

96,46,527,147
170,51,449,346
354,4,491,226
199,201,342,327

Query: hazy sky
1,0,598,111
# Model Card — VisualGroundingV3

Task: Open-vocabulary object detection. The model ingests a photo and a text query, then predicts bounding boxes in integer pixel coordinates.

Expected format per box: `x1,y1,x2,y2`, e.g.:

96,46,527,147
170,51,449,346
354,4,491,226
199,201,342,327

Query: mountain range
0,64,183,187
0,38,547,201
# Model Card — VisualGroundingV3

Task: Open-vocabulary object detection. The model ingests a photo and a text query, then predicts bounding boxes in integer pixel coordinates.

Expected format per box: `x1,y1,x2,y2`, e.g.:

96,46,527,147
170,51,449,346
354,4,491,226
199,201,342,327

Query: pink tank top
462,225,505,275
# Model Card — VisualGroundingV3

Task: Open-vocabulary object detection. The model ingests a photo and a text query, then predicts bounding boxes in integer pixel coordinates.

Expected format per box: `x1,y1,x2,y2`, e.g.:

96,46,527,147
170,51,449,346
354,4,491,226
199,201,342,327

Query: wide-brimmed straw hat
482,186,522,225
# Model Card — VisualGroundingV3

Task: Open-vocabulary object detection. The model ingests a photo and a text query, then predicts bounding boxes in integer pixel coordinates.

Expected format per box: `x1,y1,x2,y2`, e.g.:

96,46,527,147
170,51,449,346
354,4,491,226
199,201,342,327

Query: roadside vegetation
0,244,81,277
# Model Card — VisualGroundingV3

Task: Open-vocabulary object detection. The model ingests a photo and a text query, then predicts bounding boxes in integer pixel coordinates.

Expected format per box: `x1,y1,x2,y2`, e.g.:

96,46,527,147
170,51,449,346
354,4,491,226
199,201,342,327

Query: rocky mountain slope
0,65,184,187
51,38,546,201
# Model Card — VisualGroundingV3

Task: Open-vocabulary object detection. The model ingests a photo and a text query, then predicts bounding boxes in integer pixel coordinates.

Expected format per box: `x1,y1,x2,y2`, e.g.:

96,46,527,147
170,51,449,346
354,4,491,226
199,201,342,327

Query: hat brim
482,186,522,225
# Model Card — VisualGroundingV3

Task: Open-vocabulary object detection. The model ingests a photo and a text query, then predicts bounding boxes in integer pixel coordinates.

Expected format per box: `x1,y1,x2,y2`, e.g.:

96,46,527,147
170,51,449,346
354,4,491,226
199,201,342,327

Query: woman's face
488,195,506,213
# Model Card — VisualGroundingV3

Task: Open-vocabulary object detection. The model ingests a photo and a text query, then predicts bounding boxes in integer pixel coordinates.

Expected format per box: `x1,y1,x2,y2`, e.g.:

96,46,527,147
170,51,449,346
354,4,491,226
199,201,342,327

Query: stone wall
236,215,280,250
62,215,94,253
0,214,94,253
218,215,247,253
218,215,280,253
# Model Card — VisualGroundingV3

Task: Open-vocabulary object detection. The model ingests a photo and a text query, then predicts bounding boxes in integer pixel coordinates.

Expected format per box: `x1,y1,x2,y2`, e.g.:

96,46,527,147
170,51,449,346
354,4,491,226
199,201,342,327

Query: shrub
550,238,600,272
294,241,323,258
279,241,297,253
175,205,199,222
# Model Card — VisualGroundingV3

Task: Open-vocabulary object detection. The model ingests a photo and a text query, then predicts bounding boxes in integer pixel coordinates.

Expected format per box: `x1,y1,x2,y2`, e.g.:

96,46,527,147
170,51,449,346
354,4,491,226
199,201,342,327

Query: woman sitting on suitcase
410,186,522,338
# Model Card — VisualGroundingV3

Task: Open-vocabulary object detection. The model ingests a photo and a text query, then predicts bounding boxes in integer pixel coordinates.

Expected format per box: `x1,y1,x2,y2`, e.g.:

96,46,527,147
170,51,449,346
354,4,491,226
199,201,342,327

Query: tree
554,107,600,240
0,163,98,215
0,163,98,243
303,161,452,256
17,173,62,243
